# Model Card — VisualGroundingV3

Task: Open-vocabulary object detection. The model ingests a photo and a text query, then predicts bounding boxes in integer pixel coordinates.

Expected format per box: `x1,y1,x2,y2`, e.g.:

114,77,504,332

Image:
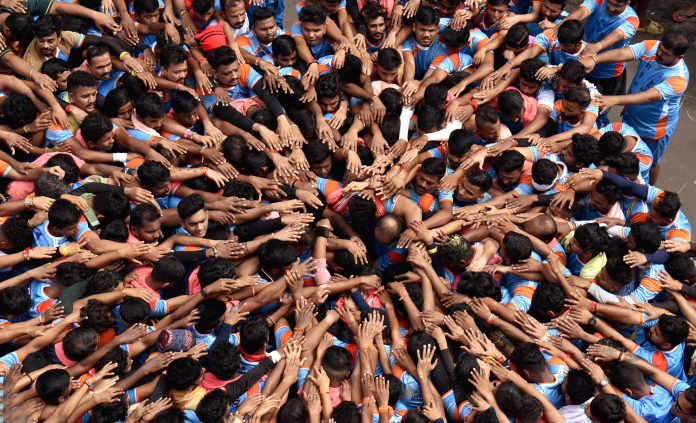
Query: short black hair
67,70,97,93
509,342,547,373
414,6,438,26
130,203,161,229
1,216,33,251
657,314,689,345
177,193,205,221
40,58,70,79
36,369,70,405
167,357,203,390
0,286,31,316
557,19,583,45
565,86,591,108
48,199,80,229
520,58,546,82
135,93,165,119
559,59,586,84
316,73,341,99
298,5,327,25
152,255,185,284
661,30,690,56
1,94,38,128
258,239,297,270
138,161,171,189
32,14,60,38
590,394,626,423
503,232,532,263
196,389,230,423
240,316,269,353
652,191,681,220
376,48,402,70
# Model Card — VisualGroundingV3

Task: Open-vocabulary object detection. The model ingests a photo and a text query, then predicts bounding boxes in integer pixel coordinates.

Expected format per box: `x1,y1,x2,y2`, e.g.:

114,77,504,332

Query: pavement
282,1,696,216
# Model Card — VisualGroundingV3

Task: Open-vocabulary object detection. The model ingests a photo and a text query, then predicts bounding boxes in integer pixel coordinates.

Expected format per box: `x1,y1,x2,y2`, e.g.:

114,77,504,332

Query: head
665,252,696,285
501,232,532,264
496,150,526,190
299,6,327,46
41,58,70,91
504,23,529,54
648,314,689,350
474,106,501,141
609,362,648,398
80,112,114,151
595,257,633,292
205,341,241,380
223,0,247,30
36,369,71,405
32,15,61,57
138,161,171,197
85,45,113,81
484,0,508,23
376,48,402,82
587,393,626,423
134,0,160,23
258,239,297,273
251,7,278,45
151,255,185,289
360,3,387,43
210,46,241,87
374,213,405,244
67,70,98,113
196,390,230,423
531,158,559,192
556,20,584,53
455,170,492,204
48,199,80,238
562,133,599,170
447,129,475,168
498,89,524,123
439,235,476,269
316,73,342,114
198,259,236,288
135,93,165,130
3,12,34,47
557,60,586,94
570,222,609,259
604,0,630,16
167,357,204,391
191,0,215,24
130,204,162,243
1,94,38,129
561,86,591,124
605,152,640,181
416,104,443,133
440,27,470,50
657,31,690,66
0,216,33,252
649,190,681,226
509,343,547,381
625,222,661,253
240,316,270,354
63,326,99,361
170,90,199,127
519,58,546,95
540,0,566,21
159,44,190,84
412,7,439,46
457,271,501,299
599,130,627,158
177,194,208,237
195,299,226,333
92,190,130,224
530,282,566,320
414,157,446,195
102,87,134,120
277,398,308,423
562,369,595,405
272,35,297,67
0,286,31,317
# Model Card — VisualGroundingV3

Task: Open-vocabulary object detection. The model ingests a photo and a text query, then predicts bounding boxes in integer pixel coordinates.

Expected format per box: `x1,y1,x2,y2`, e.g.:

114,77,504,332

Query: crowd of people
0,0,692,421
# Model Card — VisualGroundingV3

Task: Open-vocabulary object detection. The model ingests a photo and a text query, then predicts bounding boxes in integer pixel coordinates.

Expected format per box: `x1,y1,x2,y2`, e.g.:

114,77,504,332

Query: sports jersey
623,41,690,141
236,28,287,58
634,337,686,381
627,262,665,304
533,355,569,408
598,122,653,181
533,29,586,66
622,384,675,423
581,0,638,78
215,63,264,100
392,364,423,408
461,28,490,57
435,51,473,74
28,280,55,318
471,9,502,37
33,219,79,247
290,21,334,60
548,99,599,134
501,252,542,311
632,186,692,242
401,36,447,80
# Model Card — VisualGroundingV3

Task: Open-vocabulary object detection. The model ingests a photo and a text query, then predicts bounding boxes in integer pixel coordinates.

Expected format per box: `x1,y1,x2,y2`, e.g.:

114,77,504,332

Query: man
78,45,124,105
583,31,690,181
563,0,638,97
236,7,286,65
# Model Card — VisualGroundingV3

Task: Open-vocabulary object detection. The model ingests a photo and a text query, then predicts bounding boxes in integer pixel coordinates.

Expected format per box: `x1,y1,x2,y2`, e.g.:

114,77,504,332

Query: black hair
48,199,80,229
92,394,128,423
0,216,33,251
160,44,190,69
89,270,121,295
1,94,38,128
251,7,275,25
475,105,500,127
598,131,626,157
304,139,331,164
416,104,443,131
223,180,258,200
272,34,297,57
36,369,70,405
448,129,475,157
134,0,159,14
102,87,133,118
466,169,493,192
570,133,600,167
196,389,230,423
498,89,524,119
45,154,80,184
627,222,660,253
337,53,363,85
603,256,633,287
277,76,304,112
376,48,402,70
609,362,644,392
531,158,559,186
348,196,377,235
167,357,203,390
93,190,130,223
605,152,639,179
406,331,436,364
63,326,99,361
192,0,214,13
67,70,96,93
498,150,526,173
505,23,529,49
593,179,622,205
135,93,165,119
151,408,185,423
40,58,70,80
100,219,128,242
152,255,185,284
574,222,609,255
559,60,586,84
530,282,565,321
665,252,696,281
240,316,269,353
196,299,226,332
653,191,681,220
657,314,689,346
298,5,327,25
564,369,595,404
331,402,360,423
5,13,34,48
454,353,480,395
519,58,546,82
96,347,130,377
316,72,341,100
564,86,591,108
80,299,116,332
130,203,161,229
510,343,546,373
138,161,171,189
209,45,239,70
495,381,523,416
440,27,469,48
177,193,205,221
80,113,113,145
414,6,439,26
360,3,387,25
516,395,543,423
503,232,533,263
120,73,149,103
277,398,308,423
205,341,241,380
32,15,60,38
0,286,31,316
661,30,690,56
420,157,446,179
423,83,448,109
379,88,403,116
198,258,236,287
557,19,583,45
221,135,249,167
379,114,401,144
590,394,626,423
120,296,151,324
258,239,296,270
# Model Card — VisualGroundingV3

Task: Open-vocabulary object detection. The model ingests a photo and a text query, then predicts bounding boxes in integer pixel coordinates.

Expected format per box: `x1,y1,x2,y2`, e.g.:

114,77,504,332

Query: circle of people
0,0,691,421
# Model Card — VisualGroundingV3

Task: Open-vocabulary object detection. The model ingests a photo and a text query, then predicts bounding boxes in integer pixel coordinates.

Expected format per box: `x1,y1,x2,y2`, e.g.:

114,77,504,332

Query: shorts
643,134,671,164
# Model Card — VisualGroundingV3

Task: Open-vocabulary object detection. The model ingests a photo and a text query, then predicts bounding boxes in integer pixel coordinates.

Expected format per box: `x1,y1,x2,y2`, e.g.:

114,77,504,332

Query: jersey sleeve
617,16,639,40
632,345,668,372
533,30,552,51
580,0,601,13
653,76,688,100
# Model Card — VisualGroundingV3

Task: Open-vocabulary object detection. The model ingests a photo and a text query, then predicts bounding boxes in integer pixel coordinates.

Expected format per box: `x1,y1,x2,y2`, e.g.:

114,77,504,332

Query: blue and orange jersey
28,280,55,318
236,28,287,58
630,186,692,242
533,355,569,408
435,51,473,74
290,20,334,60
533,29,586,66
392,363,423,408
623,40,689,141
549,99,599,134
627,262,665,303
581,0,639,78
401,36,447,80
471,8,502,37
217,63,264,100
599,122,653,181
461,28,490,57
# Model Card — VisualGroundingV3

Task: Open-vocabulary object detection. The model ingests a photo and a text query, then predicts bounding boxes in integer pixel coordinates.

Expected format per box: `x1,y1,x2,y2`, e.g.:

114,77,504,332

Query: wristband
468,99,479,112
427,246,438,254
183,128,192,139
268,350,282,363
65,104,72,113
486,314,497,324
23,247,32,260
314,226,330,238
378,405,389,413
212,246,219,258
589,301,597,313
197,58,208,64
59,245,69,257
119,51,131,61
200,285,209,297
113,152,128,163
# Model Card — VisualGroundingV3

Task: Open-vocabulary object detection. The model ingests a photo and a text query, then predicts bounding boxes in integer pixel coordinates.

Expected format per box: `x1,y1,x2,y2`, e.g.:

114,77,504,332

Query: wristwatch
587,317,597,327
599,378,608,387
